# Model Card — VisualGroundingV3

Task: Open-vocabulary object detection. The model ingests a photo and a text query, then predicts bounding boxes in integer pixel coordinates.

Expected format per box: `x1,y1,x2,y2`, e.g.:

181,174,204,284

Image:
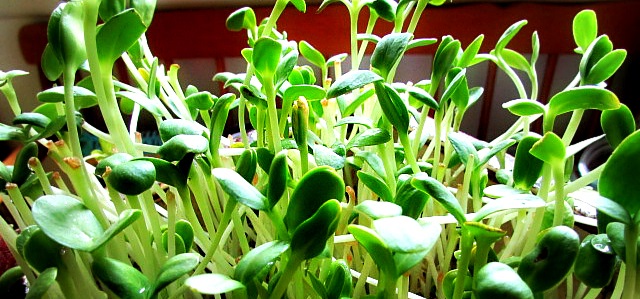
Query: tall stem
623,224,638,299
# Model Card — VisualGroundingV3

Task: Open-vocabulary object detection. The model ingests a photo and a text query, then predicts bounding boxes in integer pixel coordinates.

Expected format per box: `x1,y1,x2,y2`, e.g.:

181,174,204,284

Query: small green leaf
311,144,346,170
236,149,257,183
579,35,613,82
235,241,289,286
530,132,565,164
448,132,478,167
458,34,484,68
513,136,544,190
92,209,142,252
325,259,353,299
37,86,98,110
32,195,105,251
474,262,534,299
299,40,326,68
373,216,434,253
41,44,63,81
151,253,199,297
517,226,580,293
394,174,430,219
371,33,412,80
357,171,393,202
17,226,63,272
366,0,397,22
574,234,617,288
500,49,531,71
226,7,256,31
495,20,528,54
186,274,245,295
354,200,402,220
285,167,345,232
346,128,391,149
601,103,635,149
25,267,57,299
11,142,38,186
96,9,147,67
291,199,341,260
158,135,209,162
159,119,207,142
290,0,306,12
93,257,150,299
48,2,86,71
412,173,466,225
275,49,299,87
407,86,438,110
374,82,409,134
348,225,395,277
327,70,383,99
253,37,282,78
407,38,438,50
432,38,461,89
335,116,373,129
573,10,598,53
599,130,640,219
268,151,289,208
108,160,157,195
283,85,326,101
130,0,156,26
13,113,51,128
575,194,631,225
472,194,545,222
584,49,626,85
212,168,268,211
135,157,185,188
503,99,546,117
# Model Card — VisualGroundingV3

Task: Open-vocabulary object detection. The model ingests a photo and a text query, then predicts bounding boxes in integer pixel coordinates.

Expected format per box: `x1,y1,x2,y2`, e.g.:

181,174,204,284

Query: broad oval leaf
599,130,640,219
212,168,268,211
348,224,395,277
529,132,565,164
547,86,619,118
374,82,410,134
284,84,326,101
268,151,289,208
291,199,341,260
573,9,598,52
32,195,105,251
186,274,245,295
373,216,438,253
299,40,326,68
371,32,412,79
92,257,150,299
96,9,147,67
354,200,402,220
37,86,98,110
503,99,546,117
235,241,290,285
159,119,207,142
584,49,626,85
327,70,383,99
108,160,157,196
407,86,439,110
226,7,256,31
285,166,345,232
346,128,391,149
151,253,200,297
513,136,544,191
601,103,635,149
48,2,86,71
357,171,393,203
411,173,466,224
253,37,282,78
158,135,208,162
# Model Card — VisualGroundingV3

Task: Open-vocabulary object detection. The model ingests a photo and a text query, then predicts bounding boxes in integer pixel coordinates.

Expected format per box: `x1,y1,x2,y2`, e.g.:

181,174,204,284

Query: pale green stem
552,162,566,227
269,253,303,299
5,184,33,227
30,157,54,195
406,0,429,34
623,224,638,299
356,13,378,69
349,3,361,70
399,132,421,174
193,199,237,275
412,108,430,156
452,227,473,299
0,80,21,116
264,78,282,153
562,109,585,146
497,58,528,99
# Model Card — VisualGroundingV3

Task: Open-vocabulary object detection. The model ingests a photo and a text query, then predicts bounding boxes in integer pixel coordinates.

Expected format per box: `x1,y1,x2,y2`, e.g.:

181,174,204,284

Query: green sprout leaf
573,9,598,53
599,130,640,219
93,257,151,299
158,135,208,162
354,200,403,220
16,226,63,272
299,40,326,68
253,37,282,79
226,7,256,31
346,128,391,149
37,86,98,110
374,82,409,134
327,70,383,99
268,151,289,208
159,119,207,142
412,173,466,225
48,2,86,71
291,199,341,260
25,267,57,299
151,253,199,297
458,34,484,68
574,234,617,288
357,171,393,202
186,274,245,295
513,135,544,191
584,49,626,85
348,225,395,277
579,35,613,83
366,0,397,22
96,9,147,68
495,20,528,55
285,166,345,232
212,168,268,211
474,262,534,299
601,103,636,149
530,132,565,164
503,99,546,117
371,33,412,80
108,160,157,195
235,241,289,287
407,85,438,110
517,226,580,293
472,194,545,222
